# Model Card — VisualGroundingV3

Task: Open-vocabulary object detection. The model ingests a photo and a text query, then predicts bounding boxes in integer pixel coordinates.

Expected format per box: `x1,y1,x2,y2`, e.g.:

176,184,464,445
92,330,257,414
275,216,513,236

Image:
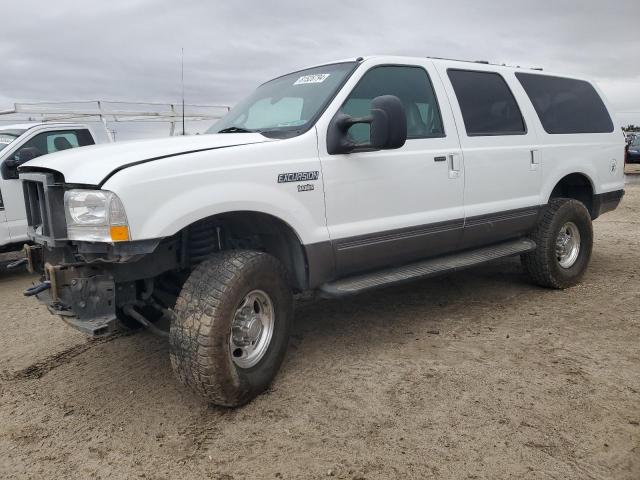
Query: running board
319,238,536,297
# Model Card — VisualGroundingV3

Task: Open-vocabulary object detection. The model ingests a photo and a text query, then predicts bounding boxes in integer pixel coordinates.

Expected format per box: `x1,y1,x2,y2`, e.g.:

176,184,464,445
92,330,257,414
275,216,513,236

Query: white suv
20,56,625,406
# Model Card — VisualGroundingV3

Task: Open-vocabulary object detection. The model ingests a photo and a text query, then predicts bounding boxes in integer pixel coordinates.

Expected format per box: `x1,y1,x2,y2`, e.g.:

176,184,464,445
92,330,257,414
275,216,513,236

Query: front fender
102,130,328,245
133,181,326,244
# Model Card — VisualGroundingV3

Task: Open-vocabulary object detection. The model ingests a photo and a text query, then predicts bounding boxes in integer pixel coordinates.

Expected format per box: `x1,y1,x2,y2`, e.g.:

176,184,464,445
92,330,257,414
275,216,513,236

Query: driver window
340,66,445,144
12,129,93,165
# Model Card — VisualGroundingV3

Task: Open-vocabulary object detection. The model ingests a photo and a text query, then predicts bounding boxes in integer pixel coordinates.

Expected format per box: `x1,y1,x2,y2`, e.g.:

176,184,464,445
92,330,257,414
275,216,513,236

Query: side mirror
4,157,19,168
1,156,21,180
327,95,407,155
1,148,40,180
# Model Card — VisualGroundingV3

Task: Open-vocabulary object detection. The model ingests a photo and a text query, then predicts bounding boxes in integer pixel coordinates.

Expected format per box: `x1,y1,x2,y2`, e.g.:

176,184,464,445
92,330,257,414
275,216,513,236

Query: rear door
435,63,542,249
317,60,465,277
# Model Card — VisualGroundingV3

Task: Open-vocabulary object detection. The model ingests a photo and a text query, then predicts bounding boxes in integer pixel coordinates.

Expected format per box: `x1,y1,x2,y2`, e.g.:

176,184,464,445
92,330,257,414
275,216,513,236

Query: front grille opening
23,180,50,237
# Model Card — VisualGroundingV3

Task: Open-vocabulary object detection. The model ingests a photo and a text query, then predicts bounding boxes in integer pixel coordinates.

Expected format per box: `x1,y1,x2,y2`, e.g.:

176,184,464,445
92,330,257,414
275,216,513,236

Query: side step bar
319,238,536,297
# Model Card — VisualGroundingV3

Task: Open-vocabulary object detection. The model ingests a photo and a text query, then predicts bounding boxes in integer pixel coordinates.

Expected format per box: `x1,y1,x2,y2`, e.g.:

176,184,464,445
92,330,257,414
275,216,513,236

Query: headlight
64,189,130,242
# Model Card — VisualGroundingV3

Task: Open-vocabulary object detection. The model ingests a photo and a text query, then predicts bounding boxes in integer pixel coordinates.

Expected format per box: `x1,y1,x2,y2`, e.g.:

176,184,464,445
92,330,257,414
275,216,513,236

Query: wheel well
179,212,308,291
549,174,595,218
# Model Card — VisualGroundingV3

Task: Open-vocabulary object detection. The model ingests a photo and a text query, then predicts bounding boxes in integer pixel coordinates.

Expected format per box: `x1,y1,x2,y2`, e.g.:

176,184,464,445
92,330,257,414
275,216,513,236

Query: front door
317,61,465,277
0,185,10,247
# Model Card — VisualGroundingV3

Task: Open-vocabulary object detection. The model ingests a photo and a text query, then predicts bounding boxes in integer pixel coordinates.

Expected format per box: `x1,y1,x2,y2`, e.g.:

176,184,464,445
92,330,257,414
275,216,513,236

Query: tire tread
169,250,291,407
522,198,592,289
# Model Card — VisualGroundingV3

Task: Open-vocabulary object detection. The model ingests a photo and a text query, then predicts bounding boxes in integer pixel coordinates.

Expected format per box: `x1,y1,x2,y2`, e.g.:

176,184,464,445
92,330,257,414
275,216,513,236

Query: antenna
181,47,185,136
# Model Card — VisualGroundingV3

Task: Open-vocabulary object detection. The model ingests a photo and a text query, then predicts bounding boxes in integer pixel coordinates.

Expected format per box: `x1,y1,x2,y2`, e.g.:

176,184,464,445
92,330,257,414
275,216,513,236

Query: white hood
20,133,272,185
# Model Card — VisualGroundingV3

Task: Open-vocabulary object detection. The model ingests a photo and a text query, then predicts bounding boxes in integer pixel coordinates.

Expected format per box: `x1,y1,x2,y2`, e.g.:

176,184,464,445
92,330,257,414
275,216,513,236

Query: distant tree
623,124,640,132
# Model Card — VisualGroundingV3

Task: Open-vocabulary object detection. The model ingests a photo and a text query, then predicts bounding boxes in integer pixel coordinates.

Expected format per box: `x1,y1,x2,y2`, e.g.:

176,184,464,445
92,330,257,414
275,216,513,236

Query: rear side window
515,73,613,134
447,69,526,136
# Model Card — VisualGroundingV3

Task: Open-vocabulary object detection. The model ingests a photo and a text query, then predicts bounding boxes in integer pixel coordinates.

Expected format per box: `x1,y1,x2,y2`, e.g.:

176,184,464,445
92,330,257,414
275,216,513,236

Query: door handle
530,149,540,170
434,156,446,162
448,153,461,179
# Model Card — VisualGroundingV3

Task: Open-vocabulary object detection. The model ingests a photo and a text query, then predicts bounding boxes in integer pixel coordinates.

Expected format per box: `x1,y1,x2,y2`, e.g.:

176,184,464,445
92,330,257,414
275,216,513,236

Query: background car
627,135,640,163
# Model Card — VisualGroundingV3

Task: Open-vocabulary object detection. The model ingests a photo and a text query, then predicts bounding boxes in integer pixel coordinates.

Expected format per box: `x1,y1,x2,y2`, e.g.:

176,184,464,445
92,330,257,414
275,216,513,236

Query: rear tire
522,198,593,289
169,250,293,407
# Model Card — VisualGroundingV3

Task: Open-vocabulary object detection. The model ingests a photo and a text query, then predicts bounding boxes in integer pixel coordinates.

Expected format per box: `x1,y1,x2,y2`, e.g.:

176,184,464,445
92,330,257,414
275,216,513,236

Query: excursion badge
277,171,319,183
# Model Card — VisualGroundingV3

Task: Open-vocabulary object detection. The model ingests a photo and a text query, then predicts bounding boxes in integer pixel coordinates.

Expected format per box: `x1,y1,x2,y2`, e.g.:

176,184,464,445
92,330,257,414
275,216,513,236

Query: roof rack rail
427,56,544,71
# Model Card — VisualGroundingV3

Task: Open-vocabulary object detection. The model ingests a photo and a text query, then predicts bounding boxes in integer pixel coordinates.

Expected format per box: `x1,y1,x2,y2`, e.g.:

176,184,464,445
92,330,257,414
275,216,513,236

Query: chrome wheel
555,221,581,268
229,289,274,369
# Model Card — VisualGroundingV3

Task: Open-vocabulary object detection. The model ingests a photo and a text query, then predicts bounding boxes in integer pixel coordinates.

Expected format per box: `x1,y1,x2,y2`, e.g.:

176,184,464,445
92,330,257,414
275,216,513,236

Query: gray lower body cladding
592,189,624,218
329,206,542,278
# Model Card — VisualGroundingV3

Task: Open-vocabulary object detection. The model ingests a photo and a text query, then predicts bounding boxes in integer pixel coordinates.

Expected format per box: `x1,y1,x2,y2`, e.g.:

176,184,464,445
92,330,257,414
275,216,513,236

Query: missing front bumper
28,261,124,336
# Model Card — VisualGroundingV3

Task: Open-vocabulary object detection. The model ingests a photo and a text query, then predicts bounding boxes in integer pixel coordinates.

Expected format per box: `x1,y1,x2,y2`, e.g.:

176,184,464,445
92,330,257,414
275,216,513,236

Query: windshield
631,136,640,147
0,128,26,152
207,62,357,138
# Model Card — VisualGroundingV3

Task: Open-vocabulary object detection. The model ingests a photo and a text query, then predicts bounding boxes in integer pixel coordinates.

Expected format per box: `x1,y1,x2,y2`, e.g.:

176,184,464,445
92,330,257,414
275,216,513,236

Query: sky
1,0,639,138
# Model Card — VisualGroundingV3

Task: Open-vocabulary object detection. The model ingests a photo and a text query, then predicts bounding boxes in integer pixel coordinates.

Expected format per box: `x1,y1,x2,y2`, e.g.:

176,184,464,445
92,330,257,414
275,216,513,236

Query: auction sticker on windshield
293,74,330,85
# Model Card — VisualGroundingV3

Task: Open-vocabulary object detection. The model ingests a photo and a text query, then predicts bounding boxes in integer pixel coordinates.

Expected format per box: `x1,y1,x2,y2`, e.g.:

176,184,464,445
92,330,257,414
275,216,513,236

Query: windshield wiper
217,126,256,134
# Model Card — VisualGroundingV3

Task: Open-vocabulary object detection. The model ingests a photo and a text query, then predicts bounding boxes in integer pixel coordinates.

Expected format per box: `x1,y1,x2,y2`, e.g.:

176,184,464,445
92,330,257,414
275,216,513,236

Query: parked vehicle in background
0,123,103,252
19,56,625,407
627,135,640,163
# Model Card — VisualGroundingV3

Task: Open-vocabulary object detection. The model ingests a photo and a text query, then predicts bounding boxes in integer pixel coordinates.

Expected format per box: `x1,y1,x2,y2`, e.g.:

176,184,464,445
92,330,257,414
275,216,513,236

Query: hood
19,133,272,185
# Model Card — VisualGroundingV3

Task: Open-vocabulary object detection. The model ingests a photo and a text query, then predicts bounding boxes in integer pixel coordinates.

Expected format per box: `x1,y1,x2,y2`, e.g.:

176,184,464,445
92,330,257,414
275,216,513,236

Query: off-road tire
522,198,593,289
169,250,293,407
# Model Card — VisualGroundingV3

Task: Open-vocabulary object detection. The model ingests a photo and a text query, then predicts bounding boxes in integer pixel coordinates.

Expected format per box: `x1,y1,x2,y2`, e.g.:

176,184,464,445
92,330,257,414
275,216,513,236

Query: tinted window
341,66,444,143
447,69,526,136
12,129,94,164
516,73,613,134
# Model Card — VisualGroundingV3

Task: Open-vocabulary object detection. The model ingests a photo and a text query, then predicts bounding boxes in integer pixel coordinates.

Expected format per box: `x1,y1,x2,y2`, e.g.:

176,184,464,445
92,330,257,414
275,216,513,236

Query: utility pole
181,47,186,136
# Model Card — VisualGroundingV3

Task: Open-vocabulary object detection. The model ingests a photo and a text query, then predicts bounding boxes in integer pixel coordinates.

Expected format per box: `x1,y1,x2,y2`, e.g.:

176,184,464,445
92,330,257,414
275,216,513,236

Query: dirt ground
1,186,639,480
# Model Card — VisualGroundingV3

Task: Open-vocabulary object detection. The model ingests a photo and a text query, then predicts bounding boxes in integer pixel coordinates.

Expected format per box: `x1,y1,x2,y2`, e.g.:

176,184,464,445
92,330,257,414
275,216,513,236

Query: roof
297,55,592,84
0,122,89,131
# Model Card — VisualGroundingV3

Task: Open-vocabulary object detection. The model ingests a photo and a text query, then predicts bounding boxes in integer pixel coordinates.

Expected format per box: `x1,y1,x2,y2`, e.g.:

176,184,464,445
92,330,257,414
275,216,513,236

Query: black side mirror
4,157,19,168
1,156,21,180
327,95,407,155
2,148,40,180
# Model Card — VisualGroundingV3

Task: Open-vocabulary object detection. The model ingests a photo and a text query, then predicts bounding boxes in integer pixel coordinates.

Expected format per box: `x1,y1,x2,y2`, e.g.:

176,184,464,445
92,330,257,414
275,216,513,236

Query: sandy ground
625,163,640,175
1,187,639,480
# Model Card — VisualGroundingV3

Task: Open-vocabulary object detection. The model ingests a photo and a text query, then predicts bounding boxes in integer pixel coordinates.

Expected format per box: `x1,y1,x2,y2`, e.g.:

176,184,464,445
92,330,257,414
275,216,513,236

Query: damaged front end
20,171,184,337
25,246,123,335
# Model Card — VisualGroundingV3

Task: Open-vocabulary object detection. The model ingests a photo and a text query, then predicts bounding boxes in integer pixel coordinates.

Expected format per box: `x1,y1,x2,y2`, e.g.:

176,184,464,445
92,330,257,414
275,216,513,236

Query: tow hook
24,281,51,297
6,257,28,269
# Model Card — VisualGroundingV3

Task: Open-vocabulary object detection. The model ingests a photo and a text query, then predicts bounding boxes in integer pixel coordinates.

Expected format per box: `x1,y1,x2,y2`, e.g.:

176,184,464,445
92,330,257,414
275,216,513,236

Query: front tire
169,250,293,407
522,198,593,289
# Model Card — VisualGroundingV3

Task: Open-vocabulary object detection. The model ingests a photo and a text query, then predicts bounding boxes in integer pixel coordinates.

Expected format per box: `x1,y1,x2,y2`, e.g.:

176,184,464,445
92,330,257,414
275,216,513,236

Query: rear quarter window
515,73,614,134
